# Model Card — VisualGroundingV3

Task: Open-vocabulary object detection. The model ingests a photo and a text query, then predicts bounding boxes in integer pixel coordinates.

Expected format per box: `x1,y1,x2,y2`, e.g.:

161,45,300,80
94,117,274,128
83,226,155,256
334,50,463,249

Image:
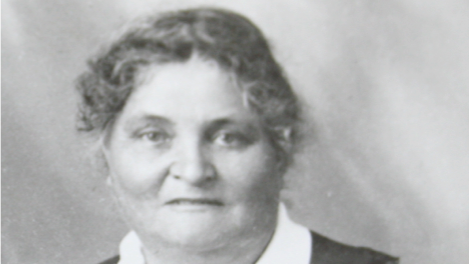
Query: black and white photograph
3,0,469,263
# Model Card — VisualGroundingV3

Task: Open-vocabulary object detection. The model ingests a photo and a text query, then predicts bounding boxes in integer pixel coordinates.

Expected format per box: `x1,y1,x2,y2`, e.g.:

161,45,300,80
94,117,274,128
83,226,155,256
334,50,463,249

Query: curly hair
76,7,301,166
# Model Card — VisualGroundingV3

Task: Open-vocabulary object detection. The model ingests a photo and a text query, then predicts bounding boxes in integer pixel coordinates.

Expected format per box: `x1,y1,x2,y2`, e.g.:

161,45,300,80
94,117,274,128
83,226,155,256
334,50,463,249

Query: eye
140,131,171,145
212,131,252,148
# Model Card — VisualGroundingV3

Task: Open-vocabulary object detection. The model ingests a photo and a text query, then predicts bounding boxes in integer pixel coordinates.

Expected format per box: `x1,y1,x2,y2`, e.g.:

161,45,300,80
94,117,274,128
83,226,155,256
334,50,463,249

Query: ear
273,127,294,174
99,124,114,161
278,127,293,151
99,138,111,167
98,144,113,187
106,174,113,186
281,127,292,141
98,127,114,187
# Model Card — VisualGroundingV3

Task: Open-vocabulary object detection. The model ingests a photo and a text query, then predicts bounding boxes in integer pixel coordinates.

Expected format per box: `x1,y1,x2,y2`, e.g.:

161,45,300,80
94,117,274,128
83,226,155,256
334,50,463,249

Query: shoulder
311,231,399,264
97,255,119,264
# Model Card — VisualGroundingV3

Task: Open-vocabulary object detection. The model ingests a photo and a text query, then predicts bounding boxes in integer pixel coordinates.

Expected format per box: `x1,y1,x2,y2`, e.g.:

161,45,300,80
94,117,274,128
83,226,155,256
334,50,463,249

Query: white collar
118,204,312,264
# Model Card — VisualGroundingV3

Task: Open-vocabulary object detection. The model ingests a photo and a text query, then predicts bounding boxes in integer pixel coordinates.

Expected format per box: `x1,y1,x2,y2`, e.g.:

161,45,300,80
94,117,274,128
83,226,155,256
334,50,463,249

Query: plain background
2,0,469,263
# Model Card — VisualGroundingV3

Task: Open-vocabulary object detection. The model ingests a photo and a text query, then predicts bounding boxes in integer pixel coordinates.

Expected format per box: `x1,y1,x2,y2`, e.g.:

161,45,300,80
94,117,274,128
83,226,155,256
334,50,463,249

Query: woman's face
103,57,283,250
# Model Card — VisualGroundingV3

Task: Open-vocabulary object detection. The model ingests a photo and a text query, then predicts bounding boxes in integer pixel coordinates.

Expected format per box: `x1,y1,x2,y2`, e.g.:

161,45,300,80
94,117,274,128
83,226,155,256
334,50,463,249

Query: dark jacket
99,231,399,264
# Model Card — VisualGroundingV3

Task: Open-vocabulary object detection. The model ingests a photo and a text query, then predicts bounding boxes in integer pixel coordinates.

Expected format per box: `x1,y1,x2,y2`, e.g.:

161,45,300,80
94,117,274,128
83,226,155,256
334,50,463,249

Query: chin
157,223,233,250
137,213,238,250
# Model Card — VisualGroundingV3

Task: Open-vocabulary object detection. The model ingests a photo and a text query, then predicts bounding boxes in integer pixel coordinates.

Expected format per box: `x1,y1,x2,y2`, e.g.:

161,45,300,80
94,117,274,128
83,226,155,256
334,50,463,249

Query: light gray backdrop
3,0,469,263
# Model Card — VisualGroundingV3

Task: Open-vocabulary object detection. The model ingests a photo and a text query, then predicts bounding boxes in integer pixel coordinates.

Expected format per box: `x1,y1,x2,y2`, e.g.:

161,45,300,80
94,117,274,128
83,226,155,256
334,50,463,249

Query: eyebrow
122,115,260,136
205,118,260,134
123,115,174,131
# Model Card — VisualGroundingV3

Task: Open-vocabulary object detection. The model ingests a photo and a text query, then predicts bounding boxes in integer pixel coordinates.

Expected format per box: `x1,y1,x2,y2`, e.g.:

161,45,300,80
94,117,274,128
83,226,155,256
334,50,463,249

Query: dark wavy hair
76,8,301,166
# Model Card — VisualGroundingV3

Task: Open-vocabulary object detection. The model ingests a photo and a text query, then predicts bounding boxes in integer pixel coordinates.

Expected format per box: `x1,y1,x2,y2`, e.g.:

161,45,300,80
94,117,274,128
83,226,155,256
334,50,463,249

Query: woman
76,7,398,264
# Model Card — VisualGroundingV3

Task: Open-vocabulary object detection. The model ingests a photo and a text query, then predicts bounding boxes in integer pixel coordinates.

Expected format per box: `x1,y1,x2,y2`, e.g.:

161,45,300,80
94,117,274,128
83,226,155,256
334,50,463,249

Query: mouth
166,198,224,207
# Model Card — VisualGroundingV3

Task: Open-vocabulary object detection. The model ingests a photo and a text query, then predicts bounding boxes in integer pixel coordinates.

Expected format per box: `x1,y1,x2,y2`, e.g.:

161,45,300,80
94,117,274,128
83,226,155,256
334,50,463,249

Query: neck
140,224,276,264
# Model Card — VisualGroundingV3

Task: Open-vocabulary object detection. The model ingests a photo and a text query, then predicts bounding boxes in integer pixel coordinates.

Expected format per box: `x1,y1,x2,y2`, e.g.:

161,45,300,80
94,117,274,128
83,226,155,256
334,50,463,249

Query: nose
169,140,216,185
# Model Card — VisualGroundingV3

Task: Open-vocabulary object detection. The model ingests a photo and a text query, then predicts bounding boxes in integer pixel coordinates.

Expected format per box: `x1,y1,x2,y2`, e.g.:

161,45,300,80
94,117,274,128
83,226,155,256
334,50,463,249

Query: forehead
117,57,256,125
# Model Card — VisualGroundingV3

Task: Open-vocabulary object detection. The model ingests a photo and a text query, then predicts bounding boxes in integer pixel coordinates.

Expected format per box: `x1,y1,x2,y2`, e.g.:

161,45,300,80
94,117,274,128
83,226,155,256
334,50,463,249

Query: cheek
107,145,168,195
215,144,282,198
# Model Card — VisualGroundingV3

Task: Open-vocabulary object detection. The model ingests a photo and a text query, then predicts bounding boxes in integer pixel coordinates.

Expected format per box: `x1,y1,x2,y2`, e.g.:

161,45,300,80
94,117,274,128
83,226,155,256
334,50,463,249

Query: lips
166,198,223,206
